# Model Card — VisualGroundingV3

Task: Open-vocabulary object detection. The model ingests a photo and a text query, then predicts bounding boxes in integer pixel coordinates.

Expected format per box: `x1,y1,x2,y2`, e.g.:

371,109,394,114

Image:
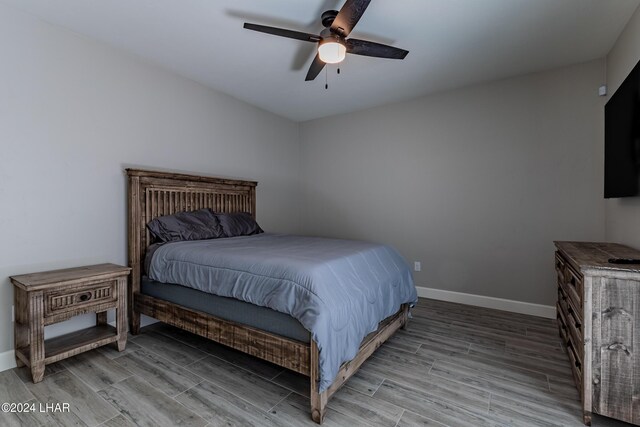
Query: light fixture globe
318,38,346,64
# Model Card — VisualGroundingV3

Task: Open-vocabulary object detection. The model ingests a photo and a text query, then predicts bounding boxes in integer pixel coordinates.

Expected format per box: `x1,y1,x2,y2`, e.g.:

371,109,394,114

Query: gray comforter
147,233,417,391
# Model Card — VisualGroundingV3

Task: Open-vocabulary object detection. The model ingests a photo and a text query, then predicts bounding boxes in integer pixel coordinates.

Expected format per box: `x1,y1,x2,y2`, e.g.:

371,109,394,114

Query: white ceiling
4,0,639,121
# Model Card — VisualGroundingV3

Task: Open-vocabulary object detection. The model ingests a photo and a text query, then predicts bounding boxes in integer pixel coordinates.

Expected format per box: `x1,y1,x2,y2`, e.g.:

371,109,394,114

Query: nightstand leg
583,411,592,426
117,337,127,351
14,288,28,368
29,292,45,383
31,362,45,383
116,277,128,351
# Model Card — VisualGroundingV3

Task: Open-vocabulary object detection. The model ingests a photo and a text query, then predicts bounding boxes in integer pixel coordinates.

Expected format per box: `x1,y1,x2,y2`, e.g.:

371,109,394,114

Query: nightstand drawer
45,281,117,317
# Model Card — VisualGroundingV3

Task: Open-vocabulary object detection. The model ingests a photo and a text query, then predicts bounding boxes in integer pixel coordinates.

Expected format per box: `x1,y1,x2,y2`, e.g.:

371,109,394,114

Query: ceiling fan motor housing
321,10,339,28
320,28,342,43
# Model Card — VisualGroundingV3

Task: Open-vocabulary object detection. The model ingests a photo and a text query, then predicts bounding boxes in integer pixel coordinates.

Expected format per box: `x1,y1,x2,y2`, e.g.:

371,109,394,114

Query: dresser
555,241,640,425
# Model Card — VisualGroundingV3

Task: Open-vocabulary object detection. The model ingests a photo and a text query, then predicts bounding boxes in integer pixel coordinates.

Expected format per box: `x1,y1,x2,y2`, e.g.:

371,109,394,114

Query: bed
126,168,417,423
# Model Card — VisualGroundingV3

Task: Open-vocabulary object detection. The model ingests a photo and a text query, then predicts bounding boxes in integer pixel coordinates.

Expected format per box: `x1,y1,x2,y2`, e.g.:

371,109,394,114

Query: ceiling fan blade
330,0,371,37
244,23,321,43
345,38,408,59
305,54,326,81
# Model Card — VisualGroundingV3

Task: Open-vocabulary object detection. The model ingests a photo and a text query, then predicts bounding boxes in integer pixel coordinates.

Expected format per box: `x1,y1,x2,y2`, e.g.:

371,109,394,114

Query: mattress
141,277,310,343
147,233,417,392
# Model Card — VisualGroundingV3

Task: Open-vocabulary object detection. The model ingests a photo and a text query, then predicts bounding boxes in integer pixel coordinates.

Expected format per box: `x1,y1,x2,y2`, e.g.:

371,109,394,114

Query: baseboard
0,349,17,373
416,286,556,319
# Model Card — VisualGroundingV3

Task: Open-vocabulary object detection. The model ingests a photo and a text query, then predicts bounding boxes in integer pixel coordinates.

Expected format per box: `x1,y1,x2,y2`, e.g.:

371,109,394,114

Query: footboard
309,303,409,423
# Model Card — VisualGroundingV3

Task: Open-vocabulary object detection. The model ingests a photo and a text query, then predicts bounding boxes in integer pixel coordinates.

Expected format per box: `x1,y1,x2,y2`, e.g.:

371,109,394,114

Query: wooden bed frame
126,168,409,423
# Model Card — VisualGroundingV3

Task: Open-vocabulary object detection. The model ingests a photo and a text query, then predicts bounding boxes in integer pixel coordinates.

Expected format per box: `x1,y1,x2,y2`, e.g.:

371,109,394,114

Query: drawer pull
607,343,631,356
78,293,91,302
603,307,631,319
567,306,581,329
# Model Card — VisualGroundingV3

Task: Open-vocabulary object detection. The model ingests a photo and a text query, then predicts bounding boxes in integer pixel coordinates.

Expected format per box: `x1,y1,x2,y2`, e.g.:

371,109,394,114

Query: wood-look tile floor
0,298,634,427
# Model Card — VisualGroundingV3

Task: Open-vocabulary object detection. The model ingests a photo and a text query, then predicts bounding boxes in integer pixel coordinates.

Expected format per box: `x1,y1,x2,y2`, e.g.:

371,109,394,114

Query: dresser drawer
557,284,569,309
556,251,584,312
565,299,583,355
566,337,583,397
563,265,583,312
557,301,569,344
44,281,117,318
555,252,566,284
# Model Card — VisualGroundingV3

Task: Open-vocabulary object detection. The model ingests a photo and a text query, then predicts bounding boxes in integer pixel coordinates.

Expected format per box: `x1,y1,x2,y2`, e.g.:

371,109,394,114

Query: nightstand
10,263,131,383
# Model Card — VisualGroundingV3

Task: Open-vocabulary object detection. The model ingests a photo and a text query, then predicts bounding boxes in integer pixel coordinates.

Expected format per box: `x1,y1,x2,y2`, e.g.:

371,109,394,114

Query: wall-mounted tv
604,58,640,199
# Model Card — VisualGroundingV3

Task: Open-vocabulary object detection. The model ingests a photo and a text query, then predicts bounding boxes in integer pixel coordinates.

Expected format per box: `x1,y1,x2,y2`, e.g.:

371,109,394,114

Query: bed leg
130,310,140,335
310,388,327,424
128,274,141,335
310,340,327,424
401,304,409,330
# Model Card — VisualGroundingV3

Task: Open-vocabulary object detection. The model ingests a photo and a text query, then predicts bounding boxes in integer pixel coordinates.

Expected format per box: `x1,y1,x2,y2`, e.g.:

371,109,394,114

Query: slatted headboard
126,168,257,329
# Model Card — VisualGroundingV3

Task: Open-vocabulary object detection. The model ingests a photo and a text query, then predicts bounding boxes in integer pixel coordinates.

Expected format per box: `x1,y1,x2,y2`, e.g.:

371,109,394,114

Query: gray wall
605,6,640,248
299,60,606,306
0,0,624,358
0,4,300,353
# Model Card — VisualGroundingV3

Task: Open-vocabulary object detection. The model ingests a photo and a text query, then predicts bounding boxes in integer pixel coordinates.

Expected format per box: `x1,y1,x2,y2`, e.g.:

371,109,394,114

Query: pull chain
324,65,341,90
325,66,328,90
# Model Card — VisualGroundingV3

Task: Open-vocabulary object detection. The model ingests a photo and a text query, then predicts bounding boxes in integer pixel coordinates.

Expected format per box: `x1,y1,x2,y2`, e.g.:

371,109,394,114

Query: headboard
126,168,257,327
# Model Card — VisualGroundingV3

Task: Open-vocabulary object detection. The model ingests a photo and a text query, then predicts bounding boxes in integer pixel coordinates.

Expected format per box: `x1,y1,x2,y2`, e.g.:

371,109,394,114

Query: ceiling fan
243,0,409,81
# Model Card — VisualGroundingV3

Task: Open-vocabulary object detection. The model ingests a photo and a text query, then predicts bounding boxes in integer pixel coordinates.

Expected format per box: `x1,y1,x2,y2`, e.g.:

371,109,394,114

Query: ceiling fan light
318,41,346,64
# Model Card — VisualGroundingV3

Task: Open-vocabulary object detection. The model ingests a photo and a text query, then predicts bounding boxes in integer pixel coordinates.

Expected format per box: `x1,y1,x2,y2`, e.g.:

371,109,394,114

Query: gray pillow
147,208,223,243
216,212,263,237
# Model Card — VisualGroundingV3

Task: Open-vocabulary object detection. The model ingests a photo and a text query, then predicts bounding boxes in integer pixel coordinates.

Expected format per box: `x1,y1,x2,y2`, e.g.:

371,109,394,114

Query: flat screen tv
605,59,640,198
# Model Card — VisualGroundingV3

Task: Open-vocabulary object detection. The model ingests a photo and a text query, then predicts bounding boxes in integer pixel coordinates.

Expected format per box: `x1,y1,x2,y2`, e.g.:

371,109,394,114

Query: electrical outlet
11,305,15,322
414,261,421,272
598,85,607,96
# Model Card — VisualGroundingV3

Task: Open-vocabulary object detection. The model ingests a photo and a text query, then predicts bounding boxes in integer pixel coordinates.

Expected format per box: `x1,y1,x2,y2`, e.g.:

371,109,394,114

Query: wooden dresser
555,241,640,425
